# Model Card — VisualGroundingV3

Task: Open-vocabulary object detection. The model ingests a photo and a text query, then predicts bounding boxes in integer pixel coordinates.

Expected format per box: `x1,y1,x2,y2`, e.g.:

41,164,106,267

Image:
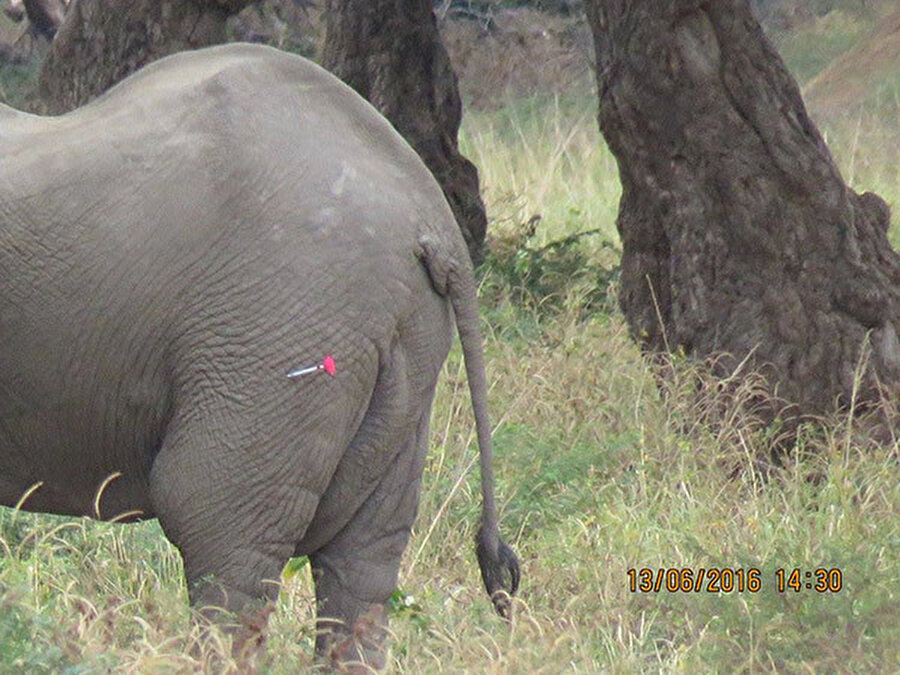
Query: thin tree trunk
321,0,488,263
585,0,900,421
34,0,259,115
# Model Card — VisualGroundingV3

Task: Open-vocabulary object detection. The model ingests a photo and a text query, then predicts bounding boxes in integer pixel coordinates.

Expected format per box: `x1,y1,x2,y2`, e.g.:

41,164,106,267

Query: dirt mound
803,8,900,117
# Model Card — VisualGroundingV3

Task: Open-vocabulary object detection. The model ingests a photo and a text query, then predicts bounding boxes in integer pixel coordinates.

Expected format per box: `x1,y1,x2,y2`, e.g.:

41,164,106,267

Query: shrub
478,213,620,323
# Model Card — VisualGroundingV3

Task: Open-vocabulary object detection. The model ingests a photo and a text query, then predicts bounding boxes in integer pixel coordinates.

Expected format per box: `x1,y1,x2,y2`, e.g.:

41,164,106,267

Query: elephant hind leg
310,395,434,670
147,394,336,659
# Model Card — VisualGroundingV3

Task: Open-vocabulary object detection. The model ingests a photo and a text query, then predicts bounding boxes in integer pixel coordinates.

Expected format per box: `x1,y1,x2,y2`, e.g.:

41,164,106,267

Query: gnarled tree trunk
21,0,68,40
322,0,488,263
585,0,900,421
35,0,260,114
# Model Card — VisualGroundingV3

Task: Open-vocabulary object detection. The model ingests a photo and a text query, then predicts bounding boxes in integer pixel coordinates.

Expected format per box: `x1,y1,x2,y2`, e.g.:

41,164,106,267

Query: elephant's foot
318,603,388,672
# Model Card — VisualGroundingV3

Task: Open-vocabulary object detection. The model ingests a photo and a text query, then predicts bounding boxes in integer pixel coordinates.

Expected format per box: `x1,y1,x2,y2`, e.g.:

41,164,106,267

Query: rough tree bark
585,0,900,421
21,0,68,40
34,0,260,114
322,0,489,262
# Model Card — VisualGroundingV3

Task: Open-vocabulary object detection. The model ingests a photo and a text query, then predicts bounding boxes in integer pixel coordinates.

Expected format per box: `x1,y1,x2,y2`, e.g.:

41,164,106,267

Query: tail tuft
476,525,520,619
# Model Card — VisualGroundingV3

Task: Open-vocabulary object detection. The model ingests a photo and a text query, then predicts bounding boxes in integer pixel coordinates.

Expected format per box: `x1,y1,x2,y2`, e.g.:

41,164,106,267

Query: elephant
0,43,518,667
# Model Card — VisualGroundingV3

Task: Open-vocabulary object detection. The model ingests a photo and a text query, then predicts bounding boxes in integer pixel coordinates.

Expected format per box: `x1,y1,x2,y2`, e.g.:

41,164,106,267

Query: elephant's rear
123,46,519,626
118,48,473,668
0,43,515,667
60,42,466,413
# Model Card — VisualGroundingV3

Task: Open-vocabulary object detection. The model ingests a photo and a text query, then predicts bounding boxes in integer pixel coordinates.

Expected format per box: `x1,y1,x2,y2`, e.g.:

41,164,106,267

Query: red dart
287,354,337,379
322,354,336,376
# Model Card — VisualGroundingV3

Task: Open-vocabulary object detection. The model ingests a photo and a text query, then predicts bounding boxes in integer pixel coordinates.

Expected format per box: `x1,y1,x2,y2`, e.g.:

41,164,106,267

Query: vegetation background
0,0,897,671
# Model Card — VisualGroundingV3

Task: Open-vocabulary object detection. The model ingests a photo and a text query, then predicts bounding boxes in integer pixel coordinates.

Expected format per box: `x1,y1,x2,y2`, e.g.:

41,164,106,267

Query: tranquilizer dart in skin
287,354,336,379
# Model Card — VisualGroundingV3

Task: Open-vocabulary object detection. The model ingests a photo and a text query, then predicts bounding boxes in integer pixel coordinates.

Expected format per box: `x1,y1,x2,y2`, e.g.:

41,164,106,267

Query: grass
460,88,620,251
1,15,899,674
813,71,900,248
767,9,875,84
0,56,39,109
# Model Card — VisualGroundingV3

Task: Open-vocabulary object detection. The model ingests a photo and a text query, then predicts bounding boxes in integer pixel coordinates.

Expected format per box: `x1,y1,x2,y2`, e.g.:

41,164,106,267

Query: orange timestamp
627,567,845,593
627,567,761,593
775,567,843,593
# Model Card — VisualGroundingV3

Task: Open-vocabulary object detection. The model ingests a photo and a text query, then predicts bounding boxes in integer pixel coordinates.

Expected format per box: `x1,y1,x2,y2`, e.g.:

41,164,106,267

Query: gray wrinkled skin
0,44,516,667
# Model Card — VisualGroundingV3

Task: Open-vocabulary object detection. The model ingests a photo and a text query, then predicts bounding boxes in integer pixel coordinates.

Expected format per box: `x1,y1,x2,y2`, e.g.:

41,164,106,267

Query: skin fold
0,43,517,667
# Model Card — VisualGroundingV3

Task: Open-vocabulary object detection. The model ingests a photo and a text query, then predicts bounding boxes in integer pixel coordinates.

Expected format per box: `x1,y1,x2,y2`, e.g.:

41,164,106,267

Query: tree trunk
34,0,259,114
22,0,67,40
321,0,488,263
585,0,900,421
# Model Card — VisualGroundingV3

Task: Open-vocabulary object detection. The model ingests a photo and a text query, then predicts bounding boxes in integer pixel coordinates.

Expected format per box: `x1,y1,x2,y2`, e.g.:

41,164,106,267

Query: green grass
1,18,899,673
0,56,39,109
460,91,621,251
819,107,900,246
767,9,874,84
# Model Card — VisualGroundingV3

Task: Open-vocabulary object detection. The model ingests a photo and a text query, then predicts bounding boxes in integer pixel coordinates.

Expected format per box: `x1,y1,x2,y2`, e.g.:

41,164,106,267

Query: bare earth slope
803,8,900,117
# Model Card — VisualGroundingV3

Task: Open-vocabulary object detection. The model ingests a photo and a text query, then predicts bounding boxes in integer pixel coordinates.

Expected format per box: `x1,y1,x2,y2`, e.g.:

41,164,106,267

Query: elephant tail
416,234,520,618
